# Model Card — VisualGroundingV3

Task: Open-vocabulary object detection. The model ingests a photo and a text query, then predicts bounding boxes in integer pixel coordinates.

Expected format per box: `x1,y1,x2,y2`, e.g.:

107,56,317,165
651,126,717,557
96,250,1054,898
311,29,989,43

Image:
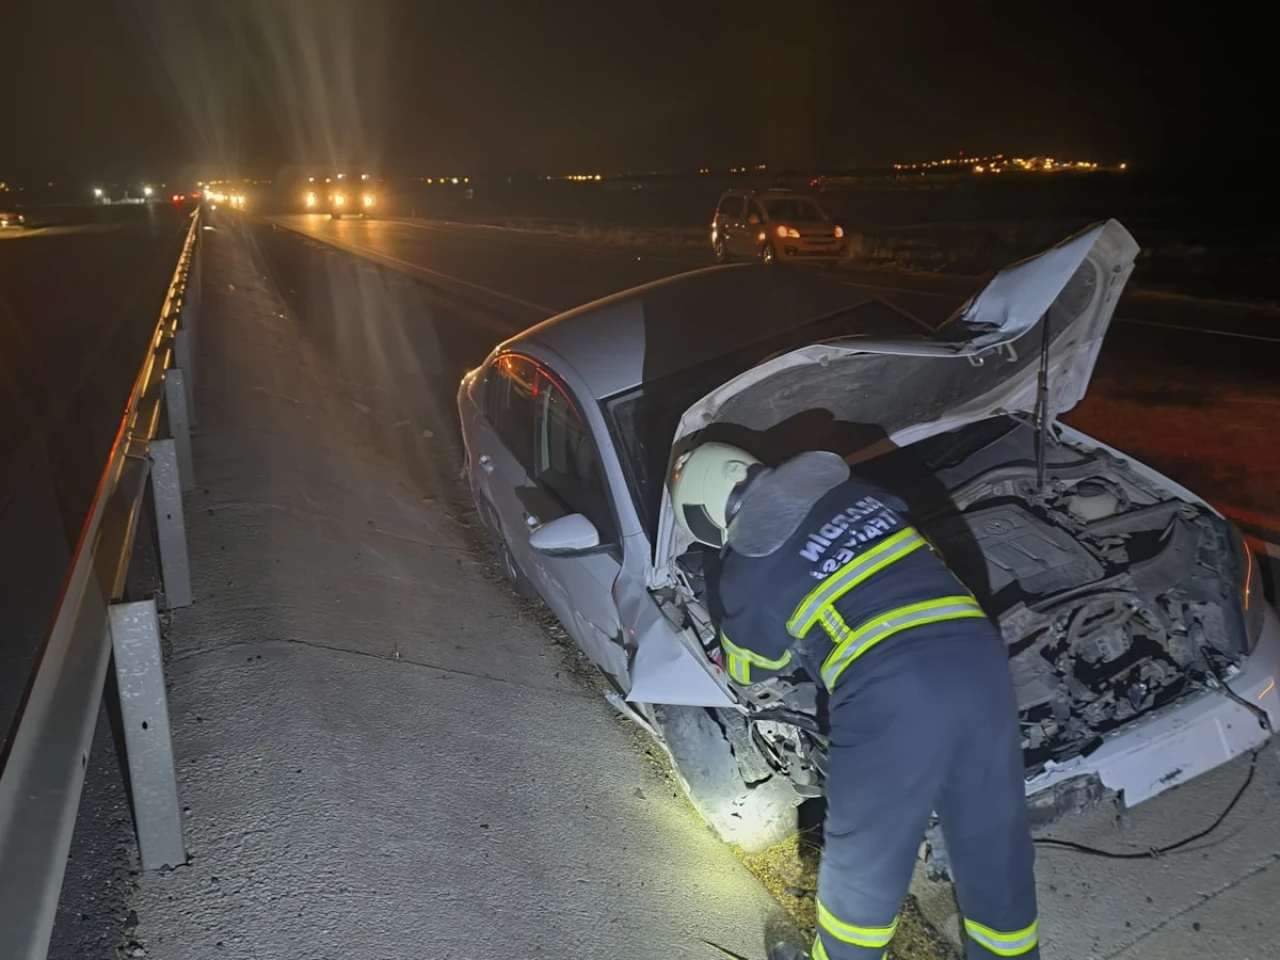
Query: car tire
760,242,777,266
712,237,729,263
477,496,537,598
651,703,801,853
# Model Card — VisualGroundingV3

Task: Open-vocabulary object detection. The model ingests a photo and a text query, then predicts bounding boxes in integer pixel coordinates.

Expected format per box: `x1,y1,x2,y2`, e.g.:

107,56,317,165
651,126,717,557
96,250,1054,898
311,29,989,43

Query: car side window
534,372,616,544
746,200,764,225
717,195,743,219
491,354,537,472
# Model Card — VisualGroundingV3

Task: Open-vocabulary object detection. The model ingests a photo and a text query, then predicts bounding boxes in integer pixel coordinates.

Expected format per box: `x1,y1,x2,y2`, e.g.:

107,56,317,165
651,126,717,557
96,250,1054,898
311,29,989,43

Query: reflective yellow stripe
964,918,1039,956
816,900,898,948
811,933,830,960
720,632,792,670
787,528,927,638
819,607,845,641
726,652,752,684
821,596,986,689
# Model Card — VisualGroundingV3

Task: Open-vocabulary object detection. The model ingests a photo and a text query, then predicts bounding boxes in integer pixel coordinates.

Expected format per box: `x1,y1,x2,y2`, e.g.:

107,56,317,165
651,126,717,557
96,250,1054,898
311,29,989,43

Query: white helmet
670,442,762,548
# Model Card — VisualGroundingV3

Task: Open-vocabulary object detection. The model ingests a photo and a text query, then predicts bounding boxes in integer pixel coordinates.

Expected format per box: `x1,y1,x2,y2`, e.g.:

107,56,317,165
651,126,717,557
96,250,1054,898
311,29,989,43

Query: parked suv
710,188,844,265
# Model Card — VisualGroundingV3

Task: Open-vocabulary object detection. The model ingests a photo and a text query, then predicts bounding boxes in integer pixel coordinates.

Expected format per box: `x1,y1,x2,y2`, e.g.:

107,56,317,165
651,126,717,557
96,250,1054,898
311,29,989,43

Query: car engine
671,417,1248,786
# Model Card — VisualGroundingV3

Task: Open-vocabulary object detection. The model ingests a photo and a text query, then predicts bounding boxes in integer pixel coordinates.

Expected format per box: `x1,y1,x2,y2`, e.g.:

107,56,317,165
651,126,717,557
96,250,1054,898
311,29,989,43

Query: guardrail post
148,439,192,608
109,600,186,871
191,231,202,303
173,327,196,426
163,370,195,490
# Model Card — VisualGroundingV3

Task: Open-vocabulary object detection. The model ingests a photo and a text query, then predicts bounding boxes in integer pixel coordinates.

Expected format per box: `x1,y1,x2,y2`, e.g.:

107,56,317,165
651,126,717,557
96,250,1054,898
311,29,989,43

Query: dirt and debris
737,833,959,960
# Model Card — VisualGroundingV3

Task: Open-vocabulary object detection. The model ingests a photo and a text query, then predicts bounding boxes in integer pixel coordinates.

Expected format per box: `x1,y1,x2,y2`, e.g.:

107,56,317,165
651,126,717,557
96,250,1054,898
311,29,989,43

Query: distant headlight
333,193,346,206
362,193,375,208
305,192,317,207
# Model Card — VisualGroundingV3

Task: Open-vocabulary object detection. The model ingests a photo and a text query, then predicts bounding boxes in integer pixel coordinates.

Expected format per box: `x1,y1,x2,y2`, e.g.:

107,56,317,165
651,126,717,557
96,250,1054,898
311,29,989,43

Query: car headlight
362,194,375,207
834,225,844,239
306,192,317,207
333,193,346,206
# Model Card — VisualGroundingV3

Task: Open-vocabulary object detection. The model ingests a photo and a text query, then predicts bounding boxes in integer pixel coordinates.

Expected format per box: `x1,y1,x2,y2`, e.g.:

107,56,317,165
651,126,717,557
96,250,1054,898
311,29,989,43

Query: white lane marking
271,218,554,317
1111,316,1280,344
835,278,1280,342
276,218,1280,344
389,217,707,267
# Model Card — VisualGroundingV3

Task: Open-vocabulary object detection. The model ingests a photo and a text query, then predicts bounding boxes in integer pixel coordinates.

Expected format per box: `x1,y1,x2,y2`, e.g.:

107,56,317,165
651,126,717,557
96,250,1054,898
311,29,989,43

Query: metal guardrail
0,210,203,959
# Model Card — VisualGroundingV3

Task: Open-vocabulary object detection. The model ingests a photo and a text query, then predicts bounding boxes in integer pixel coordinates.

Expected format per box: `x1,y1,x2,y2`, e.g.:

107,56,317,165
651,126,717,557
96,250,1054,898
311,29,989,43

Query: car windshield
602,301,933,546
765,199,825,222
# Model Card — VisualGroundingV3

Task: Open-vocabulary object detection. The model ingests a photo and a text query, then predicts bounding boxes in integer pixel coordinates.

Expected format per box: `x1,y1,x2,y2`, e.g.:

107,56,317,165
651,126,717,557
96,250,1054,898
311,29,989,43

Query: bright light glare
834,225,844,239
92,187,104,198
306,192,317,207
361,173,369,180
362,194,375,207
776,225,788,239
333,193,346,206
143,186,154,196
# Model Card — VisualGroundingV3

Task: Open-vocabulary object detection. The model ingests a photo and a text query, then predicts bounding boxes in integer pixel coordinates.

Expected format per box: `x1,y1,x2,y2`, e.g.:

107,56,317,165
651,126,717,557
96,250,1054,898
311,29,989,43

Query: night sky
0,0,1262,182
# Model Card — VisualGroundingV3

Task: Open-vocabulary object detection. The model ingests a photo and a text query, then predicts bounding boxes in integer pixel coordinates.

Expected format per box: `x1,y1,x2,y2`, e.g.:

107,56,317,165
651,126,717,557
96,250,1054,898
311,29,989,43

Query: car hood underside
654,219,1140,578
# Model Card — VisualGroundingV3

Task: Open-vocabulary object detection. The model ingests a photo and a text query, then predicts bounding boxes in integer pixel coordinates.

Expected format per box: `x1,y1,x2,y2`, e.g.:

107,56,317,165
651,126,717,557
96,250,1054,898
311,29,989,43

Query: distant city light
142,185,154,197
891,153,1116,175
92,187,104,198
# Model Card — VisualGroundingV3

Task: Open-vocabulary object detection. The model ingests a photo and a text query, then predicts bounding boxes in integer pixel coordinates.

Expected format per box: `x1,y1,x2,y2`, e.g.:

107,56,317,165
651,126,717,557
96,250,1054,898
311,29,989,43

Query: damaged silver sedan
457,220,1279,852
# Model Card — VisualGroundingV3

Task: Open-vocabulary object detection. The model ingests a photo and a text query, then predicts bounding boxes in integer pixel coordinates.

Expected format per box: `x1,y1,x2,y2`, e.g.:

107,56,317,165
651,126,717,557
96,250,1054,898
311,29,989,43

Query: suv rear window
716,195,744,218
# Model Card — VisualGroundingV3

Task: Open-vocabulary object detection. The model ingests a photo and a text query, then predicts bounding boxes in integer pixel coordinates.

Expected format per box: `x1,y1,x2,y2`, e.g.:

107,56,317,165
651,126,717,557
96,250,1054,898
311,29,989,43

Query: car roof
499,263,890,400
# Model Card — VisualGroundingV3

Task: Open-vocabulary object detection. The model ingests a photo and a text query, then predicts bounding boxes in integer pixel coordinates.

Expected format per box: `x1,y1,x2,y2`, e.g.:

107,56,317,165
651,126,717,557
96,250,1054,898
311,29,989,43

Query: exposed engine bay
665,416,1250,790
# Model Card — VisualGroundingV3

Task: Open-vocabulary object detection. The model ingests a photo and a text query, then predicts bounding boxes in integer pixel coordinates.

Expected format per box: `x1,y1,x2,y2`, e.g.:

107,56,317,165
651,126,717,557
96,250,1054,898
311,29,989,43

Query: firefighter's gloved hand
767,942,809,960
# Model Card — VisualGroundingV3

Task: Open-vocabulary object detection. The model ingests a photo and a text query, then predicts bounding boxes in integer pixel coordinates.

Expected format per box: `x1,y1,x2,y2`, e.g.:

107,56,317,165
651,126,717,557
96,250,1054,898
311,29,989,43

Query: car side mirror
529,513,601,556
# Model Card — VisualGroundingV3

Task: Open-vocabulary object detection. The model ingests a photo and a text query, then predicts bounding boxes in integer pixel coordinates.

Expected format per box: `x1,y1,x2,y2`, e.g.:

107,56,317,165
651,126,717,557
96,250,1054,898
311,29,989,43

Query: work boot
768,943,809,960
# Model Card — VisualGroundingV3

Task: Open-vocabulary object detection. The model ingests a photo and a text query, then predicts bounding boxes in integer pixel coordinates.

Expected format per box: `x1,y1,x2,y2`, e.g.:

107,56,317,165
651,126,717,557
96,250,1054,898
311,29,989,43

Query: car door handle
478,454,494,473
523,512,540,529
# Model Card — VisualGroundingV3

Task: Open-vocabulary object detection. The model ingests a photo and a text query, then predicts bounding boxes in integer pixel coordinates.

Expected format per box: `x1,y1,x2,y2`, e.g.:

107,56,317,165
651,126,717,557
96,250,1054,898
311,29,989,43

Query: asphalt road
0,203,189,773
22,207,1273,957
194,213,1277,960
117,220,793,960
267,213,1280,539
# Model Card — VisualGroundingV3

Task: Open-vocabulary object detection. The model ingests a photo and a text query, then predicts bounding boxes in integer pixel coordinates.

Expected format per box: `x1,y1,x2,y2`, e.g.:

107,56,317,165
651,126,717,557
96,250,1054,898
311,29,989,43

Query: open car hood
653,219,1139,580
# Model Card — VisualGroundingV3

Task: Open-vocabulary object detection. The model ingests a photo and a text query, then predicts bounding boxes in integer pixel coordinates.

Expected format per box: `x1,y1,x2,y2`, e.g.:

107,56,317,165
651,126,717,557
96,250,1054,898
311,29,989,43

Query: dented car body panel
458,219,1279,823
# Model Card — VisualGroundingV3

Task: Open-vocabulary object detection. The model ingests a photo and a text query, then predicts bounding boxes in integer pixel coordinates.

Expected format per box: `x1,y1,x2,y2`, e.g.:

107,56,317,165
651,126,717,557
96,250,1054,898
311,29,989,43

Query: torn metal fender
615,576,733,708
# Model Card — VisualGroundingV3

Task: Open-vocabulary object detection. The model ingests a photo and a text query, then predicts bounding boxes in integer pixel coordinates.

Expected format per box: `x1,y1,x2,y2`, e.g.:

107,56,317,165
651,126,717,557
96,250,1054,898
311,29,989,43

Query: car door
741,199,767,255
717,194,746,256
473,354,541,572
520,368,627,678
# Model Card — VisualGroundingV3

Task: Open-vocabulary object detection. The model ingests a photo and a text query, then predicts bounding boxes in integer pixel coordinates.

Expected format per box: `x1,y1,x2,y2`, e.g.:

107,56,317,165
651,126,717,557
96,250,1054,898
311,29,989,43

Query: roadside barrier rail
0,210,202,959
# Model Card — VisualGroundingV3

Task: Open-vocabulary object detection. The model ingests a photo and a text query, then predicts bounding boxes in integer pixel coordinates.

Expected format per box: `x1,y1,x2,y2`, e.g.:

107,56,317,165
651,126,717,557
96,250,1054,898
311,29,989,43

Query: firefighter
669,443,1039,960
